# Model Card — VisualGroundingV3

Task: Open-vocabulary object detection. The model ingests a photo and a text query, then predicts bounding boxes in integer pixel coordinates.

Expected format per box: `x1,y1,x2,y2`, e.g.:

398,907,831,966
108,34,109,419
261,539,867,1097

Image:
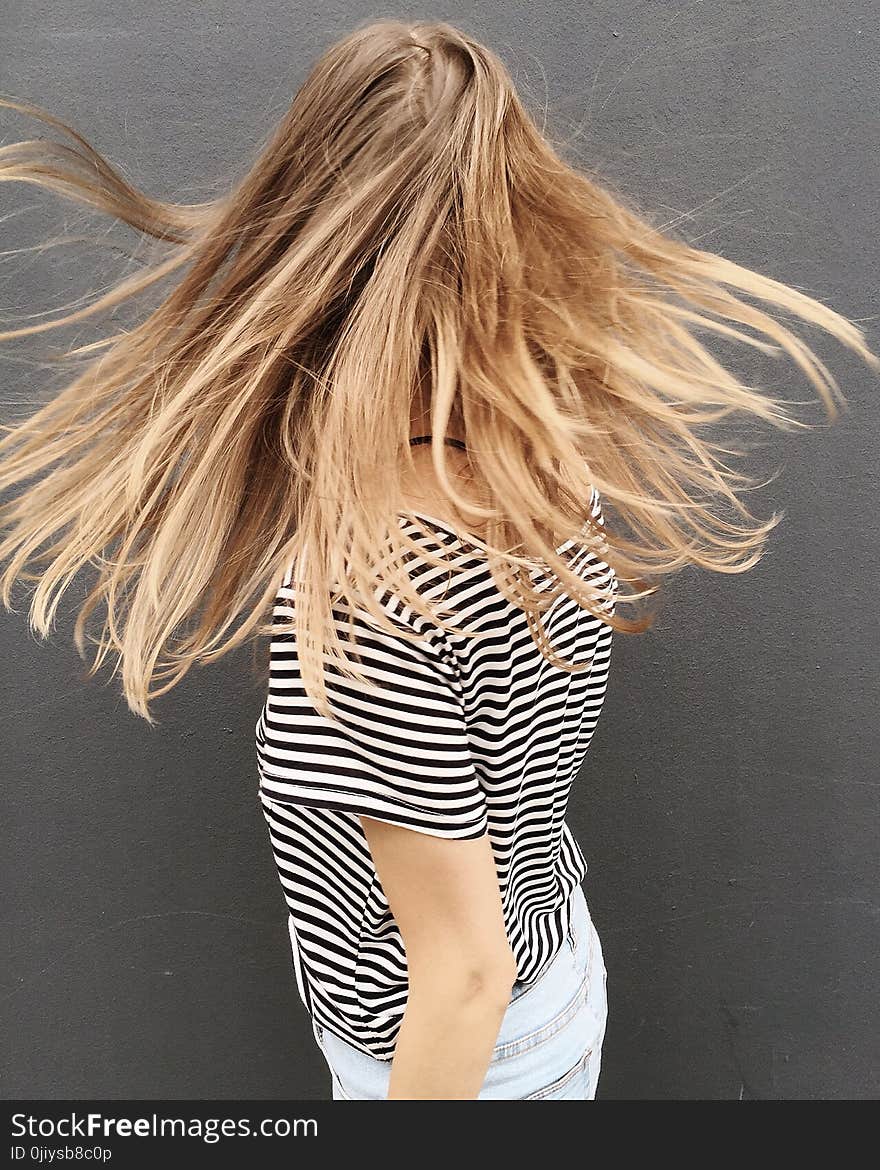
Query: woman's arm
359,816,517,1100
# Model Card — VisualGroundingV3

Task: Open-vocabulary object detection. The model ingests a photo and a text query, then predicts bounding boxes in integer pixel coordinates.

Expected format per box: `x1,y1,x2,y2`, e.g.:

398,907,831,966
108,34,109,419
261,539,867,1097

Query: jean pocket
525,1046,593,1100
492,970,590,1063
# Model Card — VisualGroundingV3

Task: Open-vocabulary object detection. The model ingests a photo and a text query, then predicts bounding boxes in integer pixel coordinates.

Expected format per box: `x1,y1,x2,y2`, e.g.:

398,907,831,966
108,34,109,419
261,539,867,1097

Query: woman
0,20,875,1100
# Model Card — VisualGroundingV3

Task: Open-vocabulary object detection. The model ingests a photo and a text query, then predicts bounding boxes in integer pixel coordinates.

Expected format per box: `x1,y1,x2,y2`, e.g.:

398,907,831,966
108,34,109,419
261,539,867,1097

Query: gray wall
1,1,877,1100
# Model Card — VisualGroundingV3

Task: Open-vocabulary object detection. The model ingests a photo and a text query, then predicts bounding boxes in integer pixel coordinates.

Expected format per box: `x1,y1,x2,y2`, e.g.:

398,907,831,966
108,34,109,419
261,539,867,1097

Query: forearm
387,974,512,1100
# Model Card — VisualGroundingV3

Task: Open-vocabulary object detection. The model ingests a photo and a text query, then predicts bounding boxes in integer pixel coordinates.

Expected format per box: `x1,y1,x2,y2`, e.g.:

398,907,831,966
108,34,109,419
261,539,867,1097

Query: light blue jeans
312,883,608,1100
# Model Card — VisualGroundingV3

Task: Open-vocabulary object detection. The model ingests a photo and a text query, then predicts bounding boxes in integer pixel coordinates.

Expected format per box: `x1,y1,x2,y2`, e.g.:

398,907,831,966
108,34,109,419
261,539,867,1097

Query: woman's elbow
427,947,518,1011
466,953,519,1009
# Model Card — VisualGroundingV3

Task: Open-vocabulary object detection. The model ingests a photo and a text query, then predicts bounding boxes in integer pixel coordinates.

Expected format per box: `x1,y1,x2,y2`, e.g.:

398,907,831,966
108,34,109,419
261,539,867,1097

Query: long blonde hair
0,19,876,722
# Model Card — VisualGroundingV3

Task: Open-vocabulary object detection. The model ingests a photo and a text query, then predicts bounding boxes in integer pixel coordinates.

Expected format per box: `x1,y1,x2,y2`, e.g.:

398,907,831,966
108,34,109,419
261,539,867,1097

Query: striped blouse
256,487,617,1061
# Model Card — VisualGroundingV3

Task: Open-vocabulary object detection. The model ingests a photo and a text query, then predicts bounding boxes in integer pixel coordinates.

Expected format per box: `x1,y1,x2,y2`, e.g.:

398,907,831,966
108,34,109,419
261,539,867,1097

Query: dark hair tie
409,434,468,451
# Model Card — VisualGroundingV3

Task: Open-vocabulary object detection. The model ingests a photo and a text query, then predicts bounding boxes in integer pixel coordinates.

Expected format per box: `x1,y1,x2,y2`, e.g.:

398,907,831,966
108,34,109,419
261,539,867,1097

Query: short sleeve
257,593,488,841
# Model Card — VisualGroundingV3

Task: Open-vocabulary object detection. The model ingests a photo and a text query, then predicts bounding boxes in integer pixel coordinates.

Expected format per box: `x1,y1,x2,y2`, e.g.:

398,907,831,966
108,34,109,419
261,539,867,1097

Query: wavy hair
0,19,877,721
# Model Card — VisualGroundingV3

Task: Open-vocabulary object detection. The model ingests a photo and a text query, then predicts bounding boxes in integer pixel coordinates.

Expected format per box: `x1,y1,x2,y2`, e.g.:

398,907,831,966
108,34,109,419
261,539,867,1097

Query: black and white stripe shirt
256,487,617,1061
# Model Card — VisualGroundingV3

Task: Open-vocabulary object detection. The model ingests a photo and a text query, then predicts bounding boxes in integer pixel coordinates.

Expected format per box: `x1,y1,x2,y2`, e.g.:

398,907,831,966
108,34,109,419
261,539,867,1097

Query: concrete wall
1,1,877,1098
